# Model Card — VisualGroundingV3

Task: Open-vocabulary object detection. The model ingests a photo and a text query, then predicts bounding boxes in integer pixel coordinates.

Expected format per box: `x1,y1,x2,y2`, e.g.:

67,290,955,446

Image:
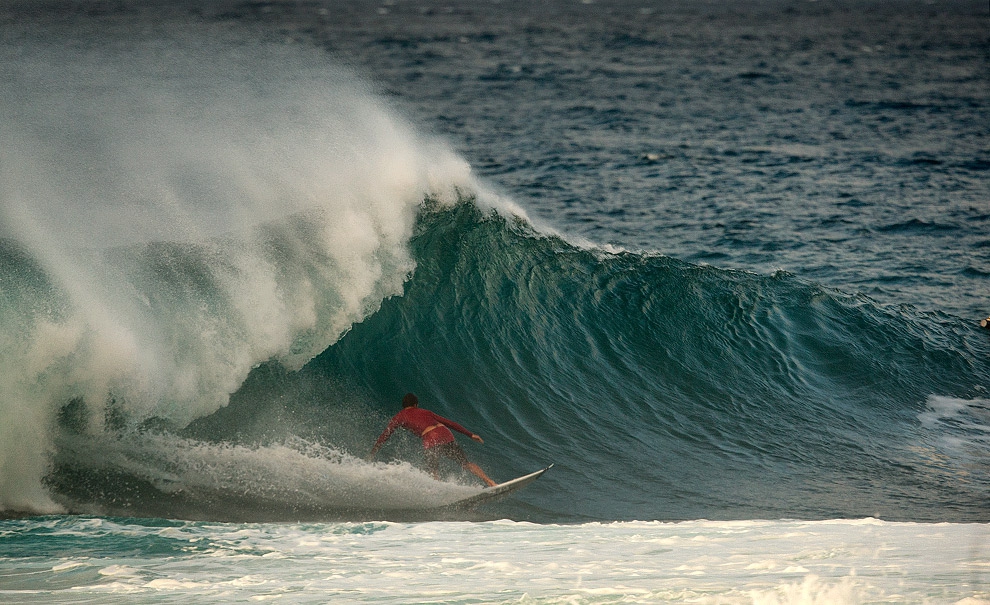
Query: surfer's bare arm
440,416,482,443
436,415,476,439
368,418,401,459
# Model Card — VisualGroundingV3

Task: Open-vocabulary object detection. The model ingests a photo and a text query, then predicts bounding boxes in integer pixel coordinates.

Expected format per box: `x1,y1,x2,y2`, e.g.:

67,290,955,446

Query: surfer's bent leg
463,462,497,487
441,442,496,487
424,446,442,480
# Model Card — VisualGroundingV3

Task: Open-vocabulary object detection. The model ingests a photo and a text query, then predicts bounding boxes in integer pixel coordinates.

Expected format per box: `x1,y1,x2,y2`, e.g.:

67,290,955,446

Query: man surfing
368,393,497,487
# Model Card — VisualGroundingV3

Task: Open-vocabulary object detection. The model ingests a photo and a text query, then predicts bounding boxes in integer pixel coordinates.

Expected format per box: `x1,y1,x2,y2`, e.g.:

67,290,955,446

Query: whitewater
1,0,988,602
2,517,987,603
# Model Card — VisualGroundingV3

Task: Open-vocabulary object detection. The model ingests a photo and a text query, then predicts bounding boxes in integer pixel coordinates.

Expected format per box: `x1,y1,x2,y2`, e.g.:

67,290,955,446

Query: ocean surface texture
1,0,988,602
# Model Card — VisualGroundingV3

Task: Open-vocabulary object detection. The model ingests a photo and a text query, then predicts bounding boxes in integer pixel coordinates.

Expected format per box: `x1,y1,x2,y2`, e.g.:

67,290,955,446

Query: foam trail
0,24,474,513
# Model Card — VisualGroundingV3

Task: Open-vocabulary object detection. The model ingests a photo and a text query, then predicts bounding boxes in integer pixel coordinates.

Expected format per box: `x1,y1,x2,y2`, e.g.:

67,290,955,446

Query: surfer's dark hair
402,393,418,408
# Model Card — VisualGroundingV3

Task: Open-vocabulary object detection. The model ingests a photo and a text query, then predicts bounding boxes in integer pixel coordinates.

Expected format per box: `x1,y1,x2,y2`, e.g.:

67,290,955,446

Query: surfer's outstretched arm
435,414,475,438
367,419,400,460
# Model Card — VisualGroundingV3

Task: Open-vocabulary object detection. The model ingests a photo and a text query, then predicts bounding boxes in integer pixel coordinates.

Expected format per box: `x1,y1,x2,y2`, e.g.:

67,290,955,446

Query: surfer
367,393,497,487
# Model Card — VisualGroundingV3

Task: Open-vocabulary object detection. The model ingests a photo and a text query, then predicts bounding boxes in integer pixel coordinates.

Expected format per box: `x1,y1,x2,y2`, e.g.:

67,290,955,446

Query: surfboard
445,464,553,509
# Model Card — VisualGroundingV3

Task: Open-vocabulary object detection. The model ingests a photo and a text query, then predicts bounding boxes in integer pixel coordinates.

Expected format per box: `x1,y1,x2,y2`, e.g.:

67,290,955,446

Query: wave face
304,201,990,522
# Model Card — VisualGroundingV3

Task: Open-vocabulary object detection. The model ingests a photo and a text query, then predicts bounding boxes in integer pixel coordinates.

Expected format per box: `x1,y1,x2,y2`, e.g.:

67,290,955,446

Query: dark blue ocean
1,1,988,601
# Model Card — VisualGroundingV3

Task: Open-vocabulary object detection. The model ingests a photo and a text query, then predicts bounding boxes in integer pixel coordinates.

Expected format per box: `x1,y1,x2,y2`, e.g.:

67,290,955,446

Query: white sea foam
1,517,986,604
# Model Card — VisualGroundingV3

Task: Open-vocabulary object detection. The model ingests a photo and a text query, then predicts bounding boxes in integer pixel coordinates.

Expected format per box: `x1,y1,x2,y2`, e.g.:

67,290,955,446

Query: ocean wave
9,193,990,521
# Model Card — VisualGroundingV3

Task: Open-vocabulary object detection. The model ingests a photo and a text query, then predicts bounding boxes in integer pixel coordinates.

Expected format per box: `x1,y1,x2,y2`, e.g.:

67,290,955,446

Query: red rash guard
373,407,474,449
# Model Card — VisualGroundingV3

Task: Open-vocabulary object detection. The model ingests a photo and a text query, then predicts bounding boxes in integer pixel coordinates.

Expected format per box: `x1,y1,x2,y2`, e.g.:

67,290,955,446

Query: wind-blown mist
0,24,473,514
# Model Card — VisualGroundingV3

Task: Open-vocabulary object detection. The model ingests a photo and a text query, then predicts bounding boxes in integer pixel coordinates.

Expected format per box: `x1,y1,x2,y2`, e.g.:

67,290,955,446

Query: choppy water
1,0,988,602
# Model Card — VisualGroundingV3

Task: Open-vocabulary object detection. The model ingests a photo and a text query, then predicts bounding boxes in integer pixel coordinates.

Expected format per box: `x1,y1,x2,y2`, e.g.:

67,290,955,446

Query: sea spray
0,23,474,515
51,432,480,520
